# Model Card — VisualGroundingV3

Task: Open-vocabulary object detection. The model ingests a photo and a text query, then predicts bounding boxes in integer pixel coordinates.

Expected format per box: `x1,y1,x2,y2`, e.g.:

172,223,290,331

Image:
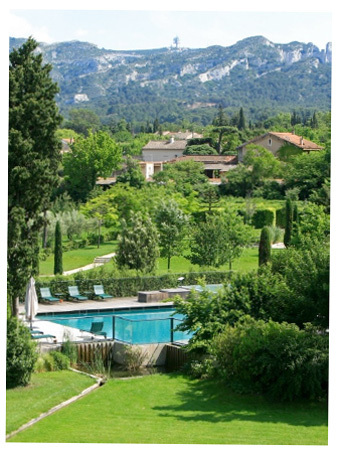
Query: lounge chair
89,321,107,338
40,287,60,302
68,285,88,301
31,332,56,340
93,284,112,299
30,329,43,335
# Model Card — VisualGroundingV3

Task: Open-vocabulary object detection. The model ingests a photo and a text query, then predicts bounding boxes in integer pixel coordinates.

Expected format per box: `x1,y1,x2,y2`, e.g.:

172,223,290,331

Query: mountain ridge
9,36,332,124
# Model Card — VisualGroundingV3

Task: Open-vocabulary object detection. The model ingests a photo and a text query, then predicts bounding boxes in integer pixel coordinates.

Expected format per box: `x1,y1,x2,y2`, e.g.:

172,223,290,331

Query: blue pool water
39,307,194,344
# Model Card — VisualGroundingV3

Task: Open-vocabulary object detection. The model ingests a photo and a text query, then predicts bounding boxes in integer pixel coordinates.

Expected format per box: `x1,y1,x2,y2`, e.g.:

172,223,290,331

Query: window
268,138,272,146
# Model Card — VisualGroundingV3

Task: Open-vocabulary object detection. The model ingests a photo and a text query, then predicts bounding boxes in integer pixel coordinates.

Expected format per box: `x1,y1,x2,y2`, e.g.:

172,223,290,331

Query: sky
7,2,333,51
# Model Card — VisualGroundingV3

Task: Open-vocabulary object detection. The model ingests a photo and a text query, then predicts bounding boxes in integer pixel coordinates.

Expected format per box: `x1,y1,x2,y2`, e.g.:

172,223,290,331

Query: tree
155,200,189,270
243,145,281,185
188,209,254,269
8,37,62,316
116,156,145,188
198,184,220,213
183,144,218,156
153,160,208,196
64,108,101,136
284,198,293,247
259,226,271,266
116,211,159,273
63,130,122,202
238,107,246,130
54,221,63,275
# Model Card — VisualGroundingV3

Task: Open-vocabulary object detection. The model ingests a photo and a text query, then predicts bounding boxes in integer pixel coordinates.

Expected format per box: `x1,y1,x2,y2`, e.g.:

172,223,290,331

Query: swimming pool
38,307,194,344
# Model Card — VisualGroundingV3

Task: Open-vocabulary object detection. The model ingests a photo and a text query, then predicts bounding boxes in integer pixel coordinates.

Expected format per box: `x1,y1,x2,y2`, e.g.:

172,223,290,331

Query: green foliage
258,226,271,266
271,237,329,329
116,156,145,188
211,317,328,401
116,211,159,273
283,150,330,200
63,130,122,202
37,271,231,299
276,207,286,228
64,108,101,136
8,37,62,314
252,209,275,228
188,209,254,270
54,221,63,275
155,199,189,270
35,351,70,372
153,159,208,196
183,144,218,155
6,317,37,388
277,143,303,161
243,145,282,184
61,339,78,364
284,198,293,247
221,164,253,197
197,184,220,213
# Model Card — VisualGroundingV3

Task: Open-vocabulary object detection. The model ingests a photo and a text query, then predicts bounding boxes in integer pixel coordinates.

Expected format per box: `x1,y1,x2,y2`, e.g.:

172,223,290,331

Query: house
167,154,238,184
236,131,323,162
139,161,164,180
142,138,188,162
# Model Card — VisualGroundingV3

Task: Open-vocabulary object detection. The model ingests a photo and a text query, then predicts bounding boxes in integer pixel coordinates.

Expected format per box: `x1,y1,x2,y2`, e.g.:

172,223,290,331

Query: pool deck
19,296,174,315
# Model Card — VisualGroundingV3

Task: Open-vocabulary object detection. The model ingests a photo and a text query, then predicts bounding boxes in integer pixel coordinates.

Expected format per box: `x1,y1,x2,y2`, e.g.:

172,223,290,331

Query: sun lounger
89,321,107,338
40,287,60,302
68,285,88,301
93,284,112,299
31,332,56,340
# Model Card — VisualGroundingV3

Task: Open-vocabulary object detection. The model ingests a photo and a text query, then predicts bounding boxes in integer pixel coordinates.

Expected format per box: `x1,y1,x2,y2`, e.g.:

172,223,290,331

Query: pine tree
8,37,62,316
259,226,271,266
284,198,294,247
54,221,63,275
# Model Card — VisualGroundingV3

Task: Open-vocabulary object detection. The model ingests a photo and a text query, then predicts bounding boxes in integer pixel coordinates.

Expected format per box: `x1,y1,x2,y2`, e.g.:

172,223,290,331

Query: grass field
39,241,118,275
8,373,328,444
6,370,95,435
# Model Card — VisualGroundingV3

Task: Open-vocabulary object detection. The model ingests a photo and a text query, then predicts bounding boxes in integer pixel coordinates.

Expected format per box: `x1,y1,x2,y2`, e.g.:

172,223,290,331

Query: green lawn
6,370,95,435
39,241,118,276
8,373,328,444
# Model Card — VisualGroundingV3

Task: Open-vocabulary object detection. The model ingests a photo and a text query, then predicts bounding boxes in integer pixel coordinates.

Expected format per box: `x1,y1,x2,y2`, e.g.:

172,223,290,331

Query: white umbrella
25,277,39,330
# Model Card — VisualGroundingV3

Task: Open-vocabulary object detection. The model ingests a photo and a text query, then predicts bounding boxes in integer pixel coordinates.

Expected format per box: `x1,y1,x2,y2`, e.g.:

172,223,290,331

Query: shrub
252,209,275,228
49,351,70,370
122,345,147,374
284,198,293,247
212,317,328,401
37,271,231,299
61,339,78,364
266,226,284,244
6,317,37,388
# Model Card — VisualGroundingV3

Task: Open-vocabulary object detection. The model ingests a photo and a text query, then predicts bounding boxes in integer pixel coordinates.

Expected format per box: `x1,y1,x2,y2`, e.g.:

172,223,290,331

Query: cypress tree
238,107,246,130
284,198,294,247
54,221,63,275
8,37,62,316
259,226,271,266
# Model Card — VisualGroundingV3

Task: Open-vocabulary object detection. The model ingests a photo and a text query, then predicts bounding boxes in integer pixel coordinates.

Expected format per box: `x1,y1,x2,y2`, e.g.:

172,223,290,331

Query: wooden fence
76,341,115,364
165,344,190,371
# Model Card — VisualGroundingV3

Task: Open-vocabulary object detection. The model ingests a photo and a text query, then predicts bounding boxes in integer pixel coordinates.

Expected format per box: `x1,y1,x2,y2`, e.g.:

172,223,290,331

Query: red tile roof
237,132,323,151
168,155,238,164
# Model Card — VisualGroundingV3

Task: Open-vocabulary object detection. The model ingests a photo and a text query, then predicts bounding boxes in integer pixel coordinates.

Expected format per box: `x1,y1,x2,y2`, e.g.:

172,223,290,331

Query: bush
6,317,37,388
252,209,275,228
49,351,70,370
61,339,78,364
34,351,70,372
212,317,328,401
266,226,284,244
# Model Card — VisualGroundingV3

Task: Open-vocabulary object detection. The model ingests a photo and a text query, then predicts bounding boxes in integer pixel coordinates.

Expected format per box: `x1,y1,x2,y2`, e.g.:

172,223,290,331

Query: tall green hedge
36,271,232,300
276,207,286,228
252,209,275,228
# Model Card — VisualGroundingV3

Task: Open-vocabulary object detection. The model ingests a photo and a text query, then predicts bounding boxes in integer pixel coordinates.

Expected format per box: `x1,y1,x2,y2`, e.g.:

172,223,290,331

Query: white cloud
9,12,54,43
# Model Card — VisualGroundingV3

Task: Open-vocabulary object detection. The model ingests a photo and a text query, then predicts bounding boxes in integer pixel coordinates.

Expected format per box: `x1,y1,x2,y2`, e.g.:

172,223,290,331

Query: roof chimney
300,136,304,146
292,129,295,135
169,137,174,144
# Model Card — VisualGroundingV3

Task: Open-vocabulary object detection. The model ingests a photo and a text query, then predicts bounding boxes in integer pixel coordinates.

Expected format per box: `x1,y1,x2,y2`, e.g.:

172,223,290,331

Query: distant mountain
9,36,332,124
